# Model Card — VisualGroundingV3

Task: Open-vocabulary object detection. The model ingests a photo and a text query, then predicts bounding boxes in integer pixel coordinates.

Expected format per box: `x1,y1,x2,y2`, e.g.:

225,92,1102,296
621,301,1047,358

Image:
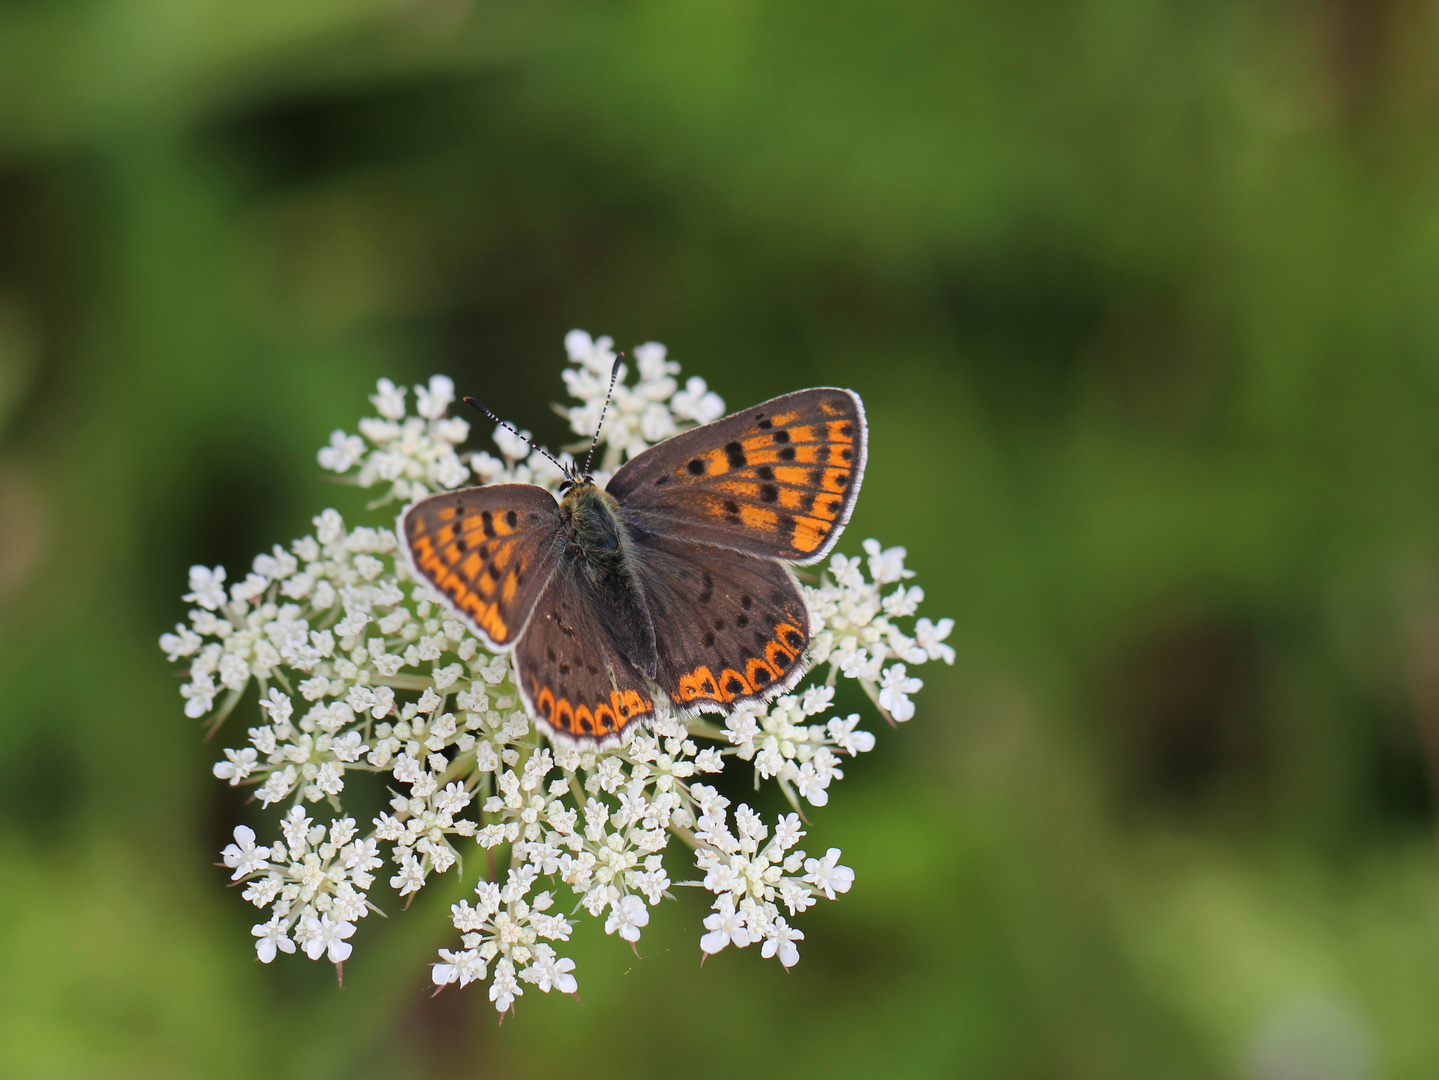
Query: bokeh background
4,1,1439,1077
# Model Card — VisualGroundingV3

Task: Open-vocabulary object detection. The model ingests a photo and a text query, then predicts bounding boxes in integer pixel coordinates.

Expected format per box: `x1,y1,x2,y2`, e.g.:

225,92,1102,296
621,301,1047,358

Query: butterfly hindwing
633,534,812,713
399,484,562,650
514,562,658,745
607,388,866,565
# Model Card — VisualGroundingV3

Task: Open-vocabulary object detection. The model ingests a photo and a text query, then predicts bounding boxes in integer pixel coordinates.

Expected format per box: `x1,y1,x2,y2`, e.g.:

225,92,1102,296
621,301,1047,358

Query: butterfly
398,383,867,747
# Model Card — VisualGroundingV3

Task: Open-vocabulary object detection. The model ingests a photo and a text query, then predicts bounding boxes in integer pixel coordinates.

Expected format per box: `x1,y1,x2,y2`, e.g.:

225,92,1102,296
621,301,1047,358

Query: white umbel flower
166,331,953,1010
604,894,650,944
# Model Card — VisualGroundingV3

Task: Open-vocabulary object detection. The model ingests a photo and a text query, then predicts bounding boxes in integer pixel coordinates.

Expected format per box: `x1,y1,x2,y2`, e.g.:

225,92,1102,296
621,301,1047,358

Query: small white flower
761,918,804,968
432,453,469,489
414,375,455,420
826,713,875,756
914,617,956,665
700,894,751,954
213,747,258,784
633,341,677,381
183,565,227,611
252,919,296,963
302,915,356,963
863,539,914,585
804,848,854,899
671,376,725,423
523,950,578,994
565,329,617,374
159,624,202,660
318,430,366,473
391,851,426,896
878,663,923,722
882,584,924,618
370,378,407,420
258,688,293,727
489,958,522,1013
180,674,217,719
433,948,487,987
604,894,649,944
222,826,270,880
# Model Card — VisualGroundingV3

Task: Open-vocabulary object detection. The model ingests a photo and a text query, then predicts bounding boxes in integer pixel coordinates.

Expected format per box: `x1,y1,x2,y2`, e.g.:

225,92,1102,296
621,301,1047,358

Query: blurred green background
4,1,1439,1077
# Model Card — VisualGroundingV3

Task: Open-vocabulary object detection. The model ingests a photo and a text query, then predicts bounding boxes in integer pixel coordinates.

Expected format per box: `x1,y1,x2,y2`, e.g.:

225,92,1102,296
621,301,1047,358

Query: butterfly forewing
399,484,562,650
514,563,658,744
607,388,866,565
633,535,812,713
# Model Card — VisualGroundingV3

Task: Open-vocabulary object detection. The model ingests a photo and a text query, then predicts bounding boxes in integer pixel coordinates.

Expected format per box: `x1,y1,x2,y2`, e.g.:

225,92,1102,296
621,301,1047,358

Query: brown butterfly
398,384,867,747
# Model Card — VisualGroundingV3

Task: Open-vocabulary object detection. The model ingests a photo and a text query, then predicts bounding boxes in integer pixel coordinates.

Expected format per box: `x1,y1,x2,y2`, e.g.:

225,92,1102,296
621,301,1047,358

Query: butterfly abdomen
560,481,658,678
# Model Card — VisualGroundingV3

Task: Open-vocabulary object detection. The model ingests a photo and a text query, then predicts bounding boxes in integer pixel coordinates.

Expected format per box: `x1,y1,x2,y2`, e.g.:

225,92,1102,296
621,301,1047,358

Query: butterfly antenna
584,355,624,476
463,396,569,476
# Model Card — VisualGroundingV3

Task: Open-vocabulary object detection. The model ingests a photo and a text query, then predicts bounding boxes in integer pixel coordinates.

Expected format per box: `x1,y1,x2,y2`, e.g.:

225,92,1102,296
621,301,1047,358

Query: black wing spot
780,626,805,649
655,476,670,486
547,647,557,661
505,510,518,528
778,512,795,538
481,510,496,538
559,662,571,675
840,423,854,438
779,447,797,461
835,471,850,487
756,465,774,481
760,483,779,503
515,571,525,586
687,458,705,476
713,619,726,631
483,565,498,583
703,631,715,647
773,430,790,444
740,594,753,609
698,573,714,604
752,668,771,686
736,614,749,628
724,499,740,514
725,441,747,468
457,534,470,551
809,467,824,486
725,676,746,695
773,653,789,669
756,415,771,429
840,447,852,461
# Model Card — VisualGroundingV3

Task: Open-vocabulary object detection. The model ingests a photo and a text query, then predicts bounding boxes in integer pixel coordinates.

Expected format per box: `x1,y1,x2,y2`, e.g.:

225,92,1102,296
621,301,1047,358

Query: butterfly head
556,467,595,496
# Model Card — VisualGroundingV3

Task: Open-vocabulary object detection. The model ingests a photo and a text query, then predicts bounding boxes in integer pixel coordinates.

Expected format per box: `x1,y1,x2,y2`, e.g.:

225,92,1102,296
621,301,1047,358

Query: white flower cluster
162,332,954,1013
319,375,473,503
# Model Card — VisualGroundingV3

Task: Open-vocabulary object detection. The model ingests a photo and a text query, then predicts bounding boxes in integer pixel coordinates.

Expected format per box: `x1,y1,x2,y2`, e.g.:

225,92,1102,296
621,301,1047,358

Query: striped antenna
583,355,624,476
462,396,569,477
